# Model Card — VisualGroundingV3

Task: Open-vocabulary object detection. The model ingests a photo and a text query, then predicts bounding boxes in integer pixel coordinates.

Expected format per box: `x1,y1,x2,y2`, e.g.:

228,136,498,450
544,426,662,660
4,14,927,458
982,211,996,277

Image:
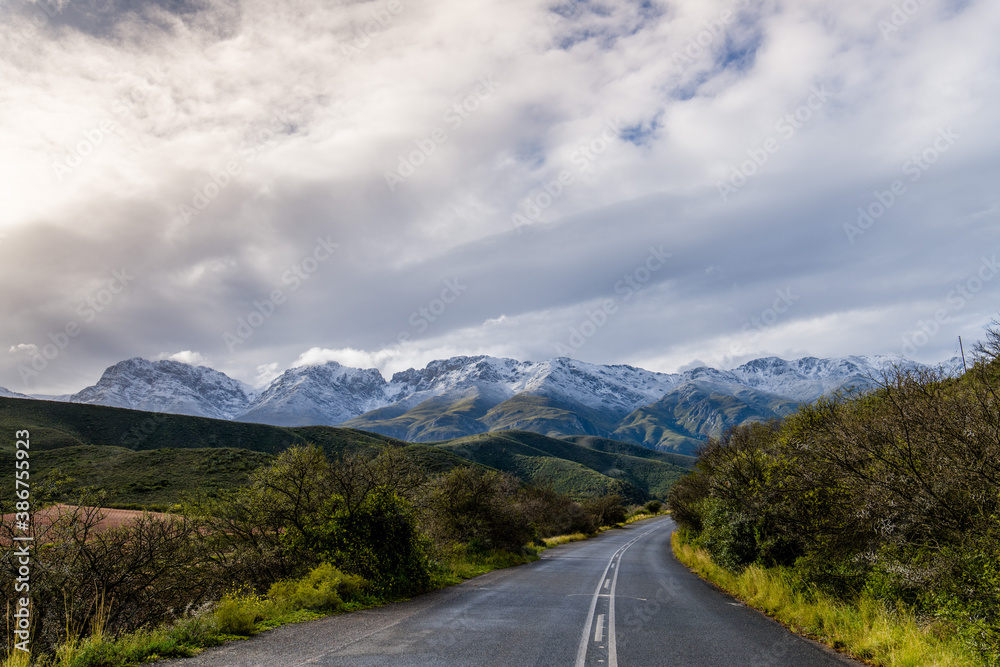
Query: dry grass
671,533,980,667
542,532,590,547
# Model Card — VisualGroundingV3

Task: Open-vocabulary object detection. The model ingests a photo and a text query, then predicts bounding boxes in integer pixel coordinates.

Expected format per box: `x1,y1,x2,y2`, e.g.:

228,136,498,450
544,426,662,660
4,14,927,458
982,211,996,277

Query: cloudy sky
2,0,998,394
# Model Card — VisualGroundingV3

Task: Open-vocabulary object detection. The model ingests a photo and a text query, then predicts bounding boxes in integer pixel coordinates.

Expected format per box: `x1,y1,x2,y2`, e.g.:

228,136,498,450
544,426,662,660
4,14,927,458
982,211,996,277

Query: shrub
215,589,272,636
666,471,709,532
698,497,759,571
267,563,368,613
581,494,627,528
0,503,218,657
191,445,432,600
518,484,595,537
305,486,431,598
424,467,536,552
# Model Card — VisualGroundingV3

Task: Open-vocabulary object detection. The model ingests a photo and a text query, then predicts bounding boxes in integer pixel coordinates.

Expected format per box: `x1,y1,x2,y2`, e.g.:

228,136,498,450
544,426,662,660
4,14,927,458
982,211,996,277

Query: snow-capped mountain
0,386,30,399
386,356,679,418
26,353,962,453
69,358,257,421
238,362,389,427
726,355,945,403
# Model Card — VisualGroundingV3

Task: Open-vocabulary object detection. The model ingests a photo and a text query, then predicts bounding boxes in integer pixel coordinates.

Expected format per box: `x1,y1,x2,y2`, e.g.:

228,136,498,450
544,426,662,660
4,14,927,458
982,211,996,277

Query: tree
424,467,535,553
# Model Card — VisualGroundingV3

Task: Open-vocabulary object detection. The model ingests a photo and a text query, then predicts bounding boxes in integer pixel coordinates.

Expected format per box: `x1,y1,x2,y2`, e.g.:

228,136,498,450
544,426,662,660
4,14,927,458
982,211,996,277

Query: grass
431,547,541,586
671,532,981,667
1,548,541,667
542,532,590,547
0,396,682,508
2,513,670,667
624,510,663,524
540,509,669,548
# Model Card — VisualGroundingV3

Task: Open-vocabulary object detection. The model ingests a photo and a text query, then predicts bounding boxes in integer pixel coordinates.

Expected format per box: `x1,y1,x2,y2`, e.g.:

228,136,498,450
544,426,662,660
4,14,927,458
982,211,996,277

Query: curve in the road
157,517,863,666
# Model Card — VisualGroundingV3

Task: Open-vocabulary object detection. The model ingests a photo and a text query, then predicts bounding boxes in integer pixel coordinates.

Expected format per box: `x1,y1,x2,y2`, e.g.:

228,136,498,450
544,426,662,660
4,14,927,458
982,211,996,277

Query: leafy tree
581,494,627,528
424,467,535,553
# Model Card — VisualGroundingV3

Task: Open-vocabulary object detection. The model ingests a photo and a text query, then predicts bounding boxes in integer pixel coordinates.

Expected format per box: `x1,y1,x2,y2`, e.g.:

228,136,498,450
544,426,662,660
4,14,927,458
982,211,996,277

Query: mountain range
0,354,962,455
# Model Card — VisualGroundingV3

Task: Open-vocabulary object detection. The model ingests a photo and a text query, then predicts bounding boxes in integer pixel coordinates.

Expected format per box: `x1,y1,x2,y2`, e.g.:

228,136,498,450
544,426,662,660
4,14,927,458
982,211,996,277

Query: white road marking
604,579,610,589
574,520,668,667
595,614,605,642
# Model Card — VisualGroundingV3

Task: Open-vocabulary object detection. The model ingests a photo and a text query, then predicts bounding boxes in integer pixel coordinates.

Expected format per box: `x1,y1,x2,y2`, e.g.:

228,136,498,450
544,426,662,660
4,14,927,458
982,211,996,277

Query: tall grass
672,532,980,667
2,546,545,667
542,532,590,547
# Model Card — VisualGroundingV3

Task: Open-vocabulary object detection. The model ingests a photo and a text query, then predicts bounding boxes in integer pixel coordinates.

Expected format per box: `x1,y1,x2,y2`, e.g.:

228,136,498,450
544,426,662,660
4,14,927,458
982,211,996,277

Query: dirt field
2,504,172,535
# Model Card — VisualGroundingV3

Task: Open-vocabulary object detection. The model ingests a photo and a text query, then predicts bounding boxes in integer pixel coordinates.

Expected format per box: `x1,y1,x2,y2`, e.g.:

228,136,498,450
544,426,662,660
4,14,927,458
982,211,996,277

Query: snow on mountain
37,353,965,434
724,356,891,403
0,386,30,399
26,394,74,402
384,356,680,417
69,357,257,420
725,355,961,403
520,358,680,415
238,361,390,427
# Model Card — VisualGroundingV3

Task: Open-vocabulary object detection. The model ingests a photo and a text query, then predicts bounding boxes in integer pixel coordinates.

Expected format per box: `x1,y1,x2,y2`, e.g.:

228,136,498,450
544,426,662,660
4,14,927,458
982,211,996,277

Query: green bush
698,498,758,571
267,562,367,613
666,470,709,533
215,589,272,636
643,499,663,514
305,486,431,598
581,494,627,528
929,523,1000,662
667,324,1000,664
425,467,537,552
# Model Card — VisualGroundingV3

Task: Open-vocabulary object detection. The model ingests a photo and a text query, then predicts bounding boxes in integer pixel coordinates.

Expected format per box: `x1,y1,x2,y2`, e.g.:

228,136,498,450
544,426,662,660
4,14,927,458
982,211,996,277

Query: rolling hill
0,396,691,509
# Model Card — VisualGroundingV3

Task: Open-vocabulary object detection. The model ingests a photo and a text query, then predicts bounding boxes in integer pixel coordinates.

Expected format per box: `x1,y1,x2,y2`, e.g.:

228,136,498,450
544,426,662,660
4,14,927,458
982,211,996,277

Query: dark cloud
4,0,241,40
1,0,998,392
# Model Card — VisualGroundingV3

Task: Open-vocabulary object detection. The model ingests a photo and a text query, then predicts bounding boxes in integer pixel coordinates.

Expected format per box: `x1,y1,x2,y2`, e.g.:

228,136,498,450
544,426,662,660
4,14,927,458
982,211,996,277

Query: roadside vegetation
668,326,1000,666
1,440,657,667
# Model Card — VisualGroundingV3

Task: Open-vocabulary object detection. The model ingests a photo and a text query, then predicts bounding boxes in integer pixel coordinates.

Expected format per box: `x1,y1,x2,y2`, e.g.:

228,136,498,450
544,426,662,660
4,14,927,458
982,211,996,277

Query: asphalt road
159,517,862,666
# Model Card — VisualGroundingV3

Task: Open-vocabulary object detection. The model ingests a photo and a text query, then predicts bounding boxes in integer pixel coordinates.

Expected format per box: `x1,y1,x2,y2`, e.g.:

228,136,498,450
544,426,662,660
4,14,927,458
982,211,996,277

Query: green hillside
561,434,698,468
345,392,627,443
0,397,690,509
0,397,468,508
343,382,799,455
614,382,799,454
480,394,620,436
430,430,691,502
340,391,493,441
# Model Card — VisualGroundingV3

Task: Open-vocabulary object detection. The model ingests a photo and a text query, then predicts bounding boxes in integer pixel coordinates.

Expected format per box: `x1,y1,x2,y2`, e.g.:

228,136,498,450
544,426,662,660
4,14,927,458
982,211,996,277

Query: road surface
159,517,861,666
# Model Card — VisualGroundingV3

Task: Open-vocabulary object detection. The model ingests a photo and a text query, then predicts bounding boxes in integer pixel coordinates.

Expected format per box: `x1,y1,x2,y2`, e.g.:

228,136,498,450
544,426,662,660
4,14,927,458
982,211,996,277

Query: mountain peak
47,352,961,450
71,357,256,420
0,386,29,399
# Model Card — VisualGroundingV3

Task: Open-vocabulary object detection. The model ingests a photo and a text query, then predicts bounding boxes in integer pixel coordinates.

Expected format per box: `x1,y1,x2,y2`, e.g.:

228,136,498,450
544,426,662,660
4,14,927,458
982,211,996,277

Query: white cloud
1,0,999,393
156,350,211,367
483,314,513,327
254,361,281,386
292,346,398,372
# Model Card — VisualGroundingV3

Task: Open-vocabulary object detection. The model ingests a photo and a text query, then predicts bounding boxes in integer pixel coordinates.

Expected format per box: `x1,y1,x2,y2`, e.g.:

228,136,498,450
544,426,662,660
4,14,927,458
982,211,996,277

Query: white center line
574,520,667,667
594,614,605,642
